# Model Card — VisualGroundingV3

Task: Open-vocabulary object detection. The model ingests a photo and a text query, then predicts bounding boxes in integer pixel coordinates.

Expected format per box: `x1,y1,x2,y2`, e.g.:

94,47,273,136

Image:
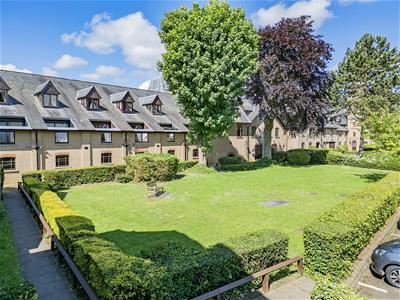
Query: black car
371,239,400,288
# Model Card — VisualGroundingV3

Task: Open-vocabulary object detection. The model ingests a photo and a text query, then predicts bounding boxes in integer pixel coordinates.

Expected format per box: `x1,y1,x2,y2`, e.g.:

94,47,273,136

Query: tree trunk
263,120,273,158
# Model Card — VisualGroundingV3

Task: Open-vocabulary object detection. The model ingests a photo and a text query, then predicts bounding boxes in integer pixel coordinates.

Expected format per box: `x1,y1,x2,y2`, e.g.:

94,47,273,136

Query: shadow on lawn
355,172,387,183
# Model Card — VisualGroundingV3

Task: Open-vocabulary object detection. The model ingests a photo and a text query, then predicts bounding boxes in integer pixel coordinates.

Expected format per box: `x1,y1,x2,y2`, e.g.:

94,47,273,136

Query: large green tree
159,0,258,153
331,33,400,147
246,17,332,158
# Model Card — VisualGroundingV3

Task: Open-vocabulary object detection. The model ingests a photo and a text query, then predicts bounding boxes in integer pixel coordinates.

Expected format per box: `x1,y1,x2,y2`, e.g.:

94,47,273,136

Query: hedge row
178,160,198,172
22,164,126,190
0,166,4,192
219,157,273,171
272,149,329,165
218,156,245,166
304,172,400,279
327,151,400,171
311,277,365,300
22,178,289,299
125,153,179,182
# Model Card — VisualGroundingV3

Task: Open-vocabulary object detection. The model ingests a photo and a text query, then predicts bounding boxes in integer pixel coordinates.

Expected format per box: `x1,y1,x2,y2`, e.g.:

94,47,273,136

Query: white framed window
0,157,15,170
101,132,112,143
42,94,58,107
55,132,69,144
101,153,112,164
135,132,149,142
192,149,199,159
167,133,175,142
0,90,8,104
55,155,69,167
0,131,15,144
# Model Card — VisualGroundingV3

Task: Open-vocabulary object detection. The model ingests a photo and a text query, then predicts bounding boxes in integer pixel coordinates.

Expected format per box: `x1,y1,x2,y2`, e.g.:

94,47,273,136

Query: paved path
3,187,77,300
246,274,315,300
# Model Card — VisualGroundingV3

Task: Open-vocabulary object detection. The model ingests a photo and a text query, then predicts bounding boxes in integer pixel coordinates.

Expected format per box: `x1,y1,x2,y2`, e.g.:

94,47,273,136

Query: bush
272,151,287,163
363,144,378,151
178,160,198,172
220,158,273,171
327,151,400,171
22,165,126,190
309,150,329,164
304,172,400,279
218,156,245,166
125,153,179,182
185,164,217,174
287,149,311,165
0,166,4,195
115,173,133,183
311,277,365,300
147,229,288,299
0,281,38,300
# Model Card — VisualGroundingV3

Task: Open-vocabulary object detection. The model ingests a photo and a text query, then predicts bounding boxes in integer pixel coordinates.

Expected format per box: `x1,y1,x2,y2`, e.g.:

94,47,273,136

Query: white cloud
80,64,122,81
138,80,151,90
61,12,164,70
53,54,88,69
339,0,375,5
42,67,58,76
252,0,332,29
0,64,32,73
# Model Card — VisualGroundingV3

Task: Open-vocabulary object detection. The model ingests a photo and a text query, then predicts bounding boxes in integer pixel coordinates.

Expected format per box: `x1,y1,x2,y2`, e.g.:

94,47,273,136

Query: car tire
385,265,400,288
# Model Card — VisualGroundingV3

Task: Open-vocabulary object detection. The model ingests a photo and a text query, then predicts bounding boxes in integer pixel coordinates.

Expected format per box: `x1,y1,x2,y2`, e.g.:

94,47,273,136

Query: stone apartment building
0,70,362,185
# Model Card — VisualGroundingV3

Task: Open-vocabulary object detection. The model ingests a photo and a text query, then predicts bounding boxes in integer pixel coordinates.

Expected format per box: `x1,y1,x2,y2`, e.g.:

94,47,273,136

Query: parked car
371,239,400,288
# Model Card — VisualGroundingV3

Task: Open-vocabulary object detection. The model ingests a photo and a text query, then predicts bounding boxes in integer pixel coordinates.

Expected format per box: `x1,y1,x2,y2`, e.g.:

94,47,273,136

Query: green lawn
0,198,24,289
62,165,389,257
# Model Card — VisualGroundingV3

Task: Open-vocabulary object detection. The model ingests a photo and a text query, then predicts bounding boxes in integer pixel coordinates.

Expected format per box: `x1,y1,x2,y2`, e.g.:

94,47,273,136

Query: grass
0,198,24,289
61,165,389,257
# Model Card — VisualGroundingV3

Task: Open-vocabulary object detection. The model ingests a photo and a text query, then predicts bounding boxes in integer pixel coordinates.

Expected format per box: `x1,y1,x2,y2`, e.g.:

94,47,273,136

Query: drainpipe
246,126,250,161
184,133,188,161
123,132,129,156
34,130,40,170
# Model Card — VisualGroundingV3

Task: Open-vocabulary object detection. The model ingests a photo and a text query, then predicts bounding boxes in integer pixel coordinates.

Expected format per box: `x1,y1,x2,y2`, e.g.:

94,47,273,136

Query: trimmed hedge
0,166,4,195
311,277,365,300
272,151,287,163
327,151,400,171
304,172,400,279
218,156,245,166
287,149,311,165
219,158,273,171
22,165,126,190
178,160,198,172
125,153,179,182
309,150,329,164
0,281,38,300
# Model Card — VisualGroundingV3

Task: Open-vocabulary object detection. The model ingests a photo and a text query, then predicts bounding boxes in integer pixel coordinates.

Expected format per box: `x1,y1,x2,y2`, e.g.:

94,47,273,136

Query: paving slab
3,187,77,300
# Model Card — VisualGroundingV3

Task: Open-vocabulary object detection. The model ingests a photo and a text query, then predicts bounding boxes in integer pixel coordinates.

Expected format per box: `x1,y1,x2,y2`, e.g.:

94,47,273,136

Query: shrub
148,229,288,299
287,149,311,165
304,172,400,279
327,151,400,171
272,151,287,163
309,150,329,164
220,158,273,171
23,165,126,190
335,144,350,153
115,173,133,183
218,156,244,166
178,160,198,172
0,166,4,196
125,153,179,182
311,277,365,300
363,144,378,151
0,281,38,300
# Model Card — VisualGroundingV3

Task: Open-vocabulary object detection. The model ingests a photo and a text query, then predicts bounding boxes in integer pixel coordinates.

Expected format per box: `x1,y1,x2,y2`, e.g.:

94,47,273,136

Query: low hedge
327,151,400,171
309,150,329,164
272,151,287,163
144,229,288,299
22,165,126,190
219,157,272,172
218,156,245,166
125,153,179,182
311,277,365,300
0,281,38,300
0,166,4,196
178,160,198,172
304,172,400,279
287,149,311,165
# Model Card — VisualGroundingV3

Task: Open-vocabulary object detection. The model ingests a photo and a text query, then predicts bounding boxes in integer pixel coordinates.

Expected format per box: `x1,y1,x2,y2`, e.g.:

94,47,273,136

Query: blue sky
1,0,399,88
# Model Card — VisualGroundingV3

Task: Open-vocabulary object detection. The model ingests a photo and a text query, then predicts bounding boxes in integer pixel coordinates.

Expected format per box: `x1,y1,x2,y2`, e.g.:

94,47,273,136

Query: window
301,142,305,149
275,128,280,138
55,132,69,144
316,142,320,148
192,149,199,159
130,123,145,129
167,133,175,142
0,157,15,170
101,132,112,143
0,118,25,127
352,140,357,151
101,153,112,164
152,104,162,114
251,126,257,137
237,125,243,137
353,132,356,137
91,121,112,128
135,132,149,142
87,98,99,110
309,142,312,147
42,94,58,107
0,90,8,104
0,131,15,144
167,150,175,155
56,155,69,167
124,101,134,113
45,119,72,128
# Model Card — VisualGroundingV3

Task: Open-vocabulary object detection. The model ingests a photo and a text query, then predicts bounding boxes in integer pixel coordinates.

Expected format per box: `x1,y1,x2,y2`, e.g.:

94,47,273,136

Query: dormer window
76,86,101,111
0,77,10,104
110,91,135,113
138,94,163,115
34,80,60,108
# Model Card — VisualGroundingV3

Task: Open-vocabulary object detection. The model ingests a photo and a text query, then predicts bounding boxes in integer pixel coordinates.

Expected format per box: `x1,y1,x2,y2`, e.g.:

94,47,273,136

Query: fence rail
18,182,98,300
192,256,304,300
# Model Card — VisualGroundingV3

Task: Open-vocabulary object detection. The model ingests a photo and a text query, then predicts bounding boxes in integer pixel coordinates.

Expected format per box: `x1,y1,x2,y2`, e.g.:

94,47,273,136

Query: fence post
297,258,304,275
261,274,270,293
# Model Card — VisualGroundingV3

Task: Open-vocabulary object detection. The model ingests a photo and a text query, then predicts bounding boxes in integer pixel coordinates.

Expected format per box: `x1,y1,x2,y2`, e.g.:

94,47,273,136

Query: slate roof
138,94,160,106
0,70,191,133
110,91,132,103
